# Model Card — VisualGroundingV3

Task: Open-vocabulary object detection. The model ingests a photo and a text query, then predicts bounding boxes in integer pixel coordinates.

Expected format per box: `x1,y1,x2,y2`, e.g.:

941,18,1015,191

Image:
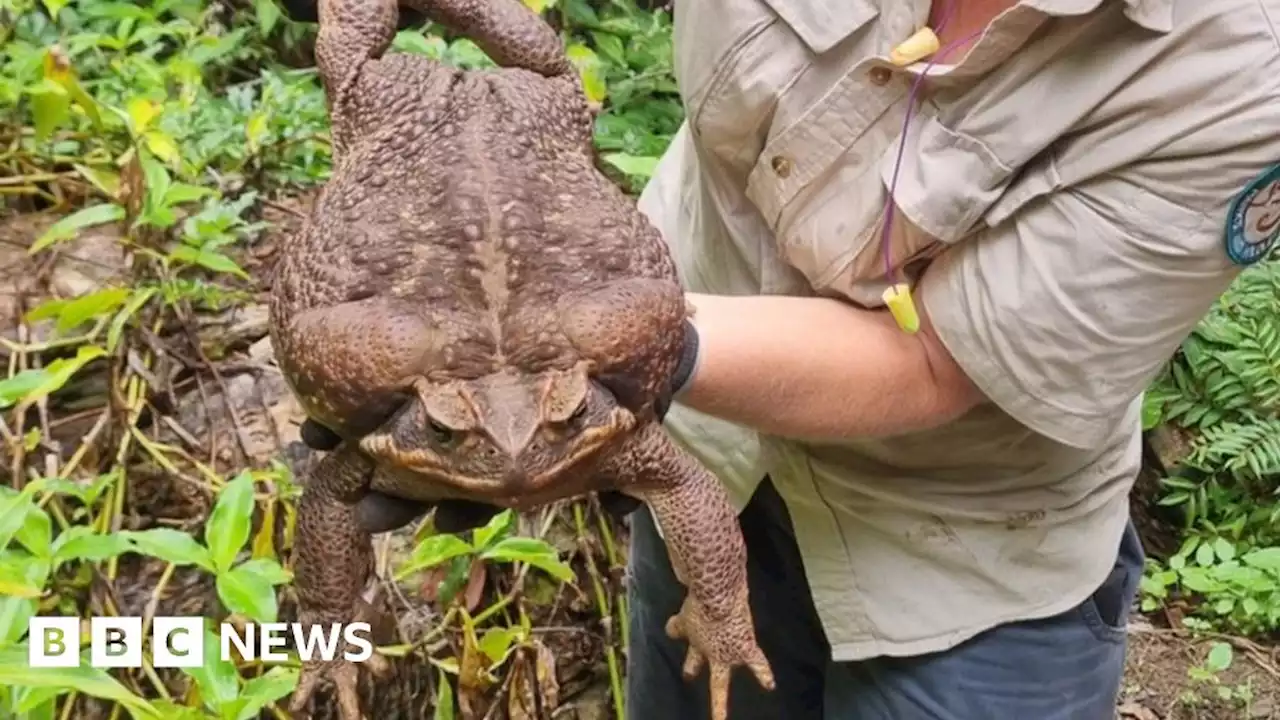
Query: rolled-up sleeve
880,0,1280,449
917,179,1242,450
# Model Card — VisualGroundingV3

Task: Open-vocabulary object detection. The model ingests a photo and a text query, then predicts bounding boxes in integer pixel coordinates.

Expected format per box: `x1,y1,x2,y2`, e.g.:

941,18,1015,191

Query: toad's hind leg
404,0,571,77
315,0,575,155
601,423,775,720
287,447,391,720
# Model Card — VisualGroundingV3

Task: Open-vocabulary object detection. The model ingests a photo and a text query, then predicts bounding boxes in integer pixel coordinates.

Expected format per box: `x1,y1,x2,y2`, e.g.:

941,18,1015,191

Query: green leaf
143,131,180,165
1205,641,1233,672
471,509,515,552
14,503,52,560
0,596,39,647
480,537,574,582
234,557,292,586
53,287,130,334
1140,392,1164,430
137,146,172,218
0,370,50,410
0,646,160,718
29,204,125,254
12,685,61,717
255,0,283,35
168,245,250,279
52,527,134,568
163,183,214,207
234,666,299,720
433,667,456,720
1212,537,1236,563
125,97,160,134
206,472,256,574
477,626,519,665
0,551,52,603
1177,567,1223,594
1242,547,1280,571
245,111,271,153
217,563,279,623
1242,597,1261,616
40,472,117,507
0,485,43,552
146,701,205,720
183,626,241,712
6,345,108,409
565,44,607,104
395,533,474,581
107,287,157,353
41,0,71,20
590,31,626,67
30,86,70,142
392,30,446,58
602,153,660,179
0,577,43,600
120,528,214,571
73,164,121,200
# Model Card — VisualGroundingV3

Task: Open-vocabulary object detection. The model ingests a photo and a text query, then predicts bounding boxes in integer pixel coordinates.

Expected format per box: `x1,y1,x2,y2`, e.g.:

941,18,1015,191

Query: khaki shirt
639,0,1280,660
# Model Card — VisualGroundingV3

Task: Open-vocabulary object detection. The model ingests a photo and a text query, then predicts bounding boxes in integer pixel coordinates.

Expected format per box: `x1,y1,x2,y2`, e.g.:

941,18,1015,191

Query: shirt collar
1023,0,1173,32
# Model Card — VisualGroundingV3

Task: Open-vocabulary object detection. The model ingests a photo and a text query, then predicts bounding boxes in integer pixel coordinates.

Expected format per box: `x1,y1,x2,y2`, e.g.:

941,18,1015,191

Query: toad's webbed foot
603,423,776,720
665,587,774,720
289,599,393,720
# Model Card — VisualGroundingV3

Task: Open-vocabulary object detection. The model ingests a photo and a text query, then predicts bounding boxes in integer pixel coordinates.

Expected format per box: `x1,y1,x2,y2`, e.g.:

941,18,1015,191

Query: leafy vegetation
1139,258,1280,641
1,0,1277,718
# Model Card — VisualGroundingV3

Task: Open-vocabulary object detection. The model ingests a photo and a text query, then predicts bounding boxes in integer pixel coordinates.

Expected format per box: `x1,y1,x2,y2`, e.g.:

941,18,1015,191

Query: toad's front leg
288,445,391,720
605,423,775,720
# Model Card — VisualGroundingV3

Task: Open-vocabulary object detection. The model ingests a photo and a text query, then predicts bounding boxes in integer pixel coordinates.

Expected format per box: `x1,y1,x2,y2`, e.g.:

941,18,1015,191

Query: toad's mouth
360,407,636,499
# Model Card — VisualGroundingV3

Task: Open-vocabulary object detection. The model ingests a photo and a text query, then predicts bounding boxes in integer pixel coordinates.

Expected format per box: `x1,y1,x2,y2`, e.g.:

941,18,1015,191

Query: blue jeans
624,478,1143,720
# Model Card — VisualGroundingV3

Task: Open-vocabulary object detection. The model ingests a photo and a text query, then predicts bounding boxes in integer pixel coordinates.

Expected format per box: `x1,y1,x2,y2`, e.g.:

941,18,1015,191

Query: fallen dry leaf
507,639,561,720
420,559,488,614
1117,702,1161,720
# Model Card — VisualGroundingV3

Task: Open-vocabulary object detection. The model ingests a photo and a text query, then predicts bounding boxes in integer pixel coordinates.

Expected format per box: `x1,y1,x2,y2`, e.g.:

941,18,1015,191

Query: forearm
678,292,983,442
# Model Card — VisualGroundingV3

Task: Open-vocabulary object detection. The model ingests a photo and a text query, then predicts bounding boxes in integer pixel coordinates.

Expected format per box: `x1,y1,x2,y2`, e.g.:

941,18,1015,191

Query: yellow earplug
883,283,920,334
890,27,940,67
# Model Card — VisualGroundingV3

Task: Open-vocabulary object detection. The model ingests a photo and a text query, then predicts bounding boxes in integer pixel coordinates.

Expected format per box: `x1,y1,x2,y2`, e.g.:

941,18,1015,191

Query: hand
656,318,701,420
300,417,645,533
298,320,699,534
298,419,501,533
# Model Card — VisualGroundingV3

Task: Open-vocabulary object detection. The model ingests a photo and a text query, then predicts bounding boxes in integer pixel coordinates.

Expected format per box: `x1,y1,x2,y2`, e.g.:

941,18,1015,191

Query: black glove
302,319,700,534
278,0,426,28
297,419,497,533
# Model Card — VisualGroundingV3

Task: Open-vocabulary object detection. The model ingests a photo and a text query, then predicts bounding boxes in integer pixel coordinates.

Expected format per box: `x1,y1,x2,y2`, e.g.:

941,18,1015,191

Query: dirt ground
1121,617,1280,720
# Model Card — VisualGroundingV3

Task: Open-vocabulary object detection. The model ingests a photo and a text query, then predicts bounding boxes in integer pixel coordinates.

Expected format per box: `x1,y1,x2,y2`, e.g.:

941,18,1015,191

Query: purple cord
879,6,984,287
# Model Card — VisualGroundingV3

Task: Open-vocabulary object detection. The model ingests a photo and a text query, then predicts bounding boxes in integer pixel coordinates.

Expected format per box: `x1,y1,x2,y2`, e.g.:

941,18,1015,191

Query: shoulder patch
1226,164,1280,266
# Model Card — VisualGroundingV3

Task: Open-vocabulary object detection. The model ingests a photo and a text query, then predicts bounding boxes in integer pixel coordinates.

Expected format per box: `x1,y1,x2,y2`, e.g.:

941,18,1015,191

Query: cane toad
267,0,775,718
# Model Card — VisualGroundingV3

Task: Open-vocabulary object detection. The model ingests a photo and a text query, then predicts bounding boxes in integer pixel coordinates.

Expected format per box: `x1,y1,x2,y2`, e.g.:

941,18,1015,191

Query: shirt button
771,155,793,178
868,67,892,86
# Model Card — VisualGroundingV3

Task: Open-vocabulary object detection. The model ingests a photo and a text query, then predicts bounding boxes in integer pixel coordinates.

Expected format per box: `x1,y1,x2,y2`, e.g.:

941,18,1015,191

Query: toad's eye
567,401,588,423
428,419,455,445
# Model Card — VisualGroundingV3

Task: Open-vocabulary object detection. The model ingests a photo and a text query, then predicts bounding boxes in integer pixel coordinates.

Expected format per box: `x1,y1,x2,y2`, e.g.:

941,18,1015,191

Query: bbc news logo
28,617,374,668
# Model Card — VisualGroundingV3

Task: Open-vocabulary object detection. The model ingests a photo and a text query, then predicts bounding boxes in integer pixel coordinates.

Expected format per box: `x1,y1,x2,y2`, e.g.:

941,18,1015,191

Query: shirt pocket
682,0,878,180
775,115,941,305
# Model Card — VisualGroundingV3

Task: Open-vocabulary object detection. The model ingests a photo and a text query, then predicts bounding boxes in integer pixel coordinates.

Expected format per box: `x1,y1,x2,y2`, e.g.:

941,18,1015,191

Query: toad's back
273,55,678,381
